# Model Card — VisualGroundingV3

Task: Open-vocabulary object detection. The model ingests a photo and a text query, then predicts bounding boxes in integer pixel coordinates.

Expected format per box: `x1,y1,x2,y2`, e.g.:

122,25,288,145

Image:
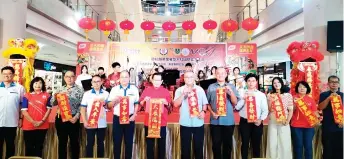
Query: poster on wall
76,42,108,76
226,43,257,75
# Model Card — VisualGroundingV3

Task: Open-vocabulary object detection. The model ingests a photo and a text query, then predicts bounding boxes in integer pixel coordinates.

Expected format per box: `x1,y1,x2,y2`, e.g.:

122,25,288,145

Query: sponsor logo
228,45,236,51
78,43,86,49
174,48,181,55
181,48,190,56
160,48,168,55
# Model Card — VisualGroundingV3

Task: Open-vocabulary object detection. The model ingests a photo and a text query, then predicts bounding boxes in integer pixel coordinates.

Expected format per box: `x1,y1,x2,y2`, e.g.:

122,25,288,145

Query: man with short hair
107,70,139,159
105,62,121,88
0,66,25,159
98,67,106,79
139,73,171,159
51,70,84,159
318,75,343,159
180,63,194,84
174,71,208,159
207,67,239,159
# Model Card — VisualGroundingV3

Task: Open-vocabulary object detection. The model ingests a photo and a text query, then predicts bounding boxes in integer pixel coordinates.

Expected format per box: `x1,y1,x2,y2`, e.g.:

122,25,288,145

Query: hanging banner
76,42,108,76
226,43,257,75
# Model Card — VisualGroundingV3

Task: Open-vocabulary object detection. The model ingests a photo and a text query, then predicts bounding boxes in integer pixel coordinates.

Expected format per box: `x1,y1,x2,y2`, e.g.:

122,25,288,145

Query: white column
303,0,343,84
0,0,27,69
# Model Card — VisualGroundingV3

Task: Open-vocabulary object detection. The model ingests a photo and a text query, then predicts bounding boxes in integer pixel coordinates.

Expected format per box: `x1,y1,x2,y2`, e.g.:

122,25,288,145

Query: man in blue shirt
318,75,343,159
207,67,239,159
174,71,208,159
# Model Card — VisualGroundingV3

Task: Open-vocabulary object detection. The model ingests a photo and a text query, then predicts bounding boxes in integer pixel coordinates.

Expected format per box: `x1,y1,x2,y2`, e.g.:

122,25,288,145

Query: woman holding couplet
266,77,293,159
291,81,319,159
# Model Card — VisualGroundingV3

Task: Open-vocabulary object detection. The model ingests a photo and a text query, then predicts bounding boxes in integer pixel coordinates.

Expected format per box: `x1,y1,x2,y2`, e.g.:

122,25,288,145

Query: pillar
303,0,344,86
0,0,27,80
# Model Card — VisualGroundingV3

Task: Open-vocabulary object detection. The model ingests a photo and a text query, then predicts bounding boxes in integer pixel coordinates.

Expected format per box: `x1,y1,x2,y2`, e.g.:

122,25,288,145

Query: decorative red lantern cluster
98,19,116,36
182,20,196,41
221,19,238,39
141,20,155,35
78,17,96,40
241,17,259,41
203,19,217,34
120,19,134,35
162,21,176,41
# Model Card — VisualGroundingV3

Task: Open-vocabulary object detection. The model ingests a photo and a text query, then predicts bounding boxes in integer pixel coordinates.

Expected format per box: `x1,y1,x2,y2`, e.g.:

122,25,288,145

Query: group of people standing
0,61,342,159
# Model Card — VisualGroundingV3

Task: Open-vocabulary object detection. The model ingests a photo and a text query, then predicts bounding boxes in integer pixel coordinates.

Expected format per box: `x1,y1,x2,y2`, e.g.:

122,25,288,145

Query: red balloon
203,19,217,30
241,17,259,31
78,17,96,30
140,21,155,31
120,20,134,30
221,19,238,32
162,21,176,31
99,19,116,32
182,20,196,30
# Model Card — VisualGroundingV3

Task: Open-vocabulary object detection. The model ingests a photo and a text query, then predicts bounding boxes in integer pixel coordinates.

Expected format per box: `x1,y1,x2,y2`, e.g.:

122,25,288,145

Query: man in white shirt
235,73,268,159
107,70,139,159
80,75,109,158
0,66,25,158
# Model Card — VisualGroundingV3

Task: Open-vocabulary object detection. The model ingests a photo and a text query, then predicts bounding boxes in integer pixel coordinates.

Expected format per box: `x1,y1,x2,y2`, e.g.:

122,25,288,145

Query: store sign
44,62,56,71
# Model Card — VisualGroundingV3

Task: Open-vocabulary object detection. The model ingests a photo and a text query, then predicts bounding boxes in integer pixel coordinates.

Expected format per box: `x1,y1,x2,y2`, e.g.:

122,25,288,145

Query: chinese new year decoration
147,99,163,138
330,95,343,125
98,19,116,36
221,19,238,39
246,94,257,122
241,17,259,41
182,20,196,41
294,97,319,127
203,19,217,34
287,41,324,102
141,20,155,41
162,21,176,42
188,89,199,117
56,93,73,122
119,97,130,124
2,38,40,92
120,19,134,41
78,17,96,40
270,94,286,123
216,88,227,116
87,100,104,128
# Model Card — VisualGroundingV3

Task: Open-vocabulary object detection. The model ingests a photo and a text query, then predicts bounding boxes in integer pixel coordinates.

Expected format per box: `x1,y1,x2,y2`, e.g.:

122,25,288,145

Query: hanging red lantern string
120,19,134,41
78,17,96,40
221,19,238,39
141,20,155,41
182,20,196,41
241,17,259,41
162,21,176,42
203,19,217,34
99,19,116,37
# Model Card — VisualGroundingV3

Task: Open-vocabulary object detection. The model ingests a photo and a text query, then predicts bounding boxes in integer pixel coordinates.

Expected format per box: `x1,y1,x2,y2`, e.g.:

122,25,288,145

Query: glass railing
108,30,121,42
141,2,196,15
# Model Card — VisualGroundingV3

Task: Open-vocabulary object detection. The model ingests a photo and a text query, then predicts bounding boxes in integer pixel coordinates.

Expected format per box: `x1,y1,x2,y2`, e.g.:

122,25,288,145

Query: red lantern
241,17,259,41
140,21,155,35
182,20,196,35
221,19,238,39
203,19,217,34
99,19,116,36
120,19,134,35
78,17,96,39
162,21,176,41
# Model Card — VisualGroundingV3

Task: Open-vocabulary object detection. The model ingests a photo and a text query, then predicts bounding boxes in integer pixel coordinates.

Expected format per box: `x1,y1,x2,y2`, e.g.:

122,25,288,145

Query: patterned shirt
51,84,84,115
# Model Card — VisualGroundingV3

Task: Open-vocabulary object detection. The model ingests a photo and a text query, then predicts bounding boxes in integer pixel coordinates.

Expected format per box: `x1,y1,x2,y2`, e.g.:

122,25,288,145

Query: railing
236,0,276,28
216,31,227,42
141,1,196,15
108,30,121,42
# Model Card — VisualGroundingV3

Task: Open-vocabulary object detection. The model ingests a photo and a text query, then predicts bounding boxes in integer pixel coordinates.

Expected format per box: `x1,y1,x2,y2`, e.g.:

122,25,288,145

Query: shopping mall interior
0,0,343,159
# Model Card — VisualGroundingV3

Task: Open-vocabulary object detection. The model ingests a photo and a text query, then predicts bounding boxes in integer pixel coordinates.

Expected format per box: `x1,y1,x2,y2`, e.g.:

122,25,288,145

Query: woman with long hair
266,77,293,159
291,81,319,159
207,66,217,79
197,70,206,82
75,65,92,88
21,77,52,158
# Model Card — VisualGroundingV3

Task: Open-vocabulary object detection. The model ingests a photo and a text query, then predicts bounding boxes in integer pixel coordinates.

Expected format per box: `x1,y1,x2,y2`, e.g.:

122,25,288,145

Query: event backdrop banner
76,42,108,75
226,43,257,75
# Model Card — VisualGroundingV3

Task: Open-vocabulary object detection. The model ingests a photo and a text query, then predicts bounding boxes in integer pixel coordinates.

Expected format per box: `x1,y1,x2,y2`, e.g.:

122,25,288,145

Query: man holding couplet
51,70,84,159
318,75,343,159
107,70,140,159
80,75,109,158
235,73,268,159
139,73,171,159
207,67,239,159
174,71,208,159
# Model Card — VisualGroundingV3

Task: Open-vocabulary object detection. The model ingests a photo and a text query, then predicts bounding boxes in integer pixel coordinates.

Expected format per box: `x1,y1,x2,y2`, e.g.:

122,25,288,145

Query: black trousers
55,117,80,159
180,125,204,159
0,127,17,159
23,129,47,158
86,128,106,158
210,125,235,159
322,130,343,159
113,115,135,159
239,117,263,159
145,126,166,159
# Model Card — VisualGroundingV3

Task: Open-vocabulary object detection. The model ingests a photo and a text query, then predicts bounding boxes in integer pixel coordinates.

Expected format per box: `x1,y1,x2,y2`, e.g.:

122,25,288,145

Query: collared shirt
235,90,269,120
174,85,208,127
105,72,120,88
207,82,239,126
22,91,51,130
107,84,139,116
139,86,171,126
0,82,25,127
81,89,109,128
319,90,343,132
50,84,84,115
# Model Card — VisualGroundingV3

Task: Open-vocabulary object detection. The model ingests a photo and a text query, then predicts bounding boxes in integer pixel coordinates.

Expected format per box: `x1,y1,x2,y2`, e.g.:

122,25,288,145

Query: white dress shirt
235,90,269,120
